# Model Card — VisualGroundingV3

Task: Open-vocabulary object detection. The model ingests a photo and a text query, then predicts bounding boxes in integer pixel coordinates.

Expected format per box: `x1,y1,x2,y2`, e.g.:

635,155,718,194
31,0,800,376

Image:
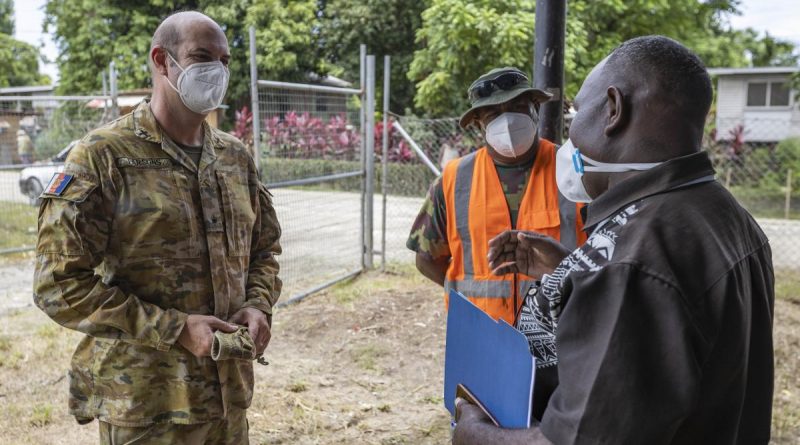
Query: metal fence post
381,56,391,272
786,169,793,220
392,121,441,176
101,70,109,117
249,26,262,177
109,61,119,119
359,44,367,270
364,55,376,269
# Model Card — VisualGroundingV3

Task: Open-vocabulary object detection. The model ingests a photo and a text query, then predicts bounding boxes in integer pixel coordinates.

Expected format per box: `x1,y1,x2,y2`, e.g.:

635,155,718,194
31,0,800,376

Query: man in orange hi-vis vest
407,67,586,326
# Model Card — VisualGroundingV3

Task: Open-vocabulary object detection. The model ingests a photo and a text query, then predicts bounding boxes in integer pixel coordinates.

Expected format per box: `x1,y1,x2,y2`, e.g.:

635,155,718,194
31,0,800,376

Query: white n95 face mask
485,112,537,158
166,52,230,115
555,139,663,203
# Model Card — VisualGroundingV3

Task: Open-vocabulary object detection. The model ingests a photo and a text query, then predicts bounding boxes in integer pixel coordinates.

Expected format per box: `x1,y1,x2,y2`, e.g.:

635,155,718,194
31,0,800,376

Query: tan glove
211,326,256,361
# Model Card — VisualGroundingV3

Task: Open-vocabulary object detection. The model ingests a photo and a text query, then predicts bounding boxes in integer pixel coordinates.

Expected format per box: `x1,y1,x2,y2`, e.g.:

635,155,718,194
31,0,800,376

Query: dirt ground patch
0,266,451,445
0,265,798,444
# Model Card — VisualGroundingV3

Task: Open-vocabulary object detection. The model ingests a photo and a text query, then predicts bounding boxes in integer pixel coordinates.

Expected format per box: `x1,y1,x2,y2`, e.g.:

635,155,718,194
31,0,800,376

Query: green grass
29,404,53,428
327,262,425,305
728,187,800,220
287,381,308,393
0,200,38,251
775,269,800,303
351,344,387,371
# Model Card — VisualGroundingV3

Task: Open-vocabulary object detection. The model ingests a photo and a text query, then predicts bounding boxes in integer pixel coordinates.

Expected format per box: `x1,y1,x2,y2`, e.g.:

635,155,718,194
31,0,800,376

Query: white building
708,67,800,143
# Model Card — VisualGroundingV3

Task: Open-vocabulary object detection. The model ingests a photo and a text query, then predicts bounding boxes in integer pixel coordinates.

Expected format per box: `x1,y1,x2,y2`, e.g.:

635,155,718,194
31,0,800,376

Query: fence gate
249,28,377,306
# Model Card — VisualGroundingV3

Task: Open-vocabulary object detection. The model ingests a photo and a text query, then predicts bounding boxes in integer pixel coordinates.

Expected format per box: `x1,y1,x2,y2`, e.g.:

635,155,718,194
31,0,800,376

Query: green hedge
261,157,436,197
261,158,800,217
728,186,800,219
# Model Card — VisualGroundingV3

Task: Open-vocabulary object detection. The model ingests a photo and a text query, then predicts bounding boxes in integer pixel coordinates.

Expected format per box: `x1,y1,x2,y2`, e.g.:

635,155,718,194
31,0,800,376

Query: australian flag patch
43,173,74,196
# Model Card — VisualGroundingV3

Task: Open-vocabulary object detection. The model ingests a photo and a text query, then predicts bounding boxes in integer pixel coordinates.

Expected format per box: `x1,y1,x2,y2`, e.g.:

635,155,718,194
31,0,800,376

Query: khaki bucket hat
459,67,552,128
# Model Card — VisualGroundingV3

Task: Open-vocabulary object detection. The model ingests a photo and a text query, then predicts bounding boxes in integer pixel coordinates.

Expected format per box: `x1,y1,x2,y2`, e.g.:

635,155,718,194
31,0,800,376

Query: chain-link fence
377,115,480,265
708,117,800,270
379,114,800,271
0,96,117,254
254,80,367,303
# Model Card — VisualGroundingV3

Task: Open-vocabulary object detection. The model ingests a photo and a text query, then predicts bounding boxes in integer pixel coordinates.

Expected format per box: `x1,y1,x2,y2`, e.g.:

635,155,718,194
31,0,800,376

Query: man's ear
151,47,169,77
604,86,628,136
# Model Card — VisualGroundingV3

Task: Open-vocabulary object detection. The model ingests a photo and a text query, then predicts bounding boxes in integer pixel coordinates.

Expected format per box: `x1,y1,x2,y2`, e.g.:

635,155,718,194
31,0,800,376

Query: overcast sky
11,0,800,84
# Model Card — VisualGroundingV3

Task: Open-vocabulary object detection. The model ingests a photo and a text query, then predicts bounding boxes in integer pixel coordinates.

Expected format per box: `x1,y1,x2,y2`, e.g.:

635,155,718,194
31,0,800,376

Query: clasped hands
177,307,271,358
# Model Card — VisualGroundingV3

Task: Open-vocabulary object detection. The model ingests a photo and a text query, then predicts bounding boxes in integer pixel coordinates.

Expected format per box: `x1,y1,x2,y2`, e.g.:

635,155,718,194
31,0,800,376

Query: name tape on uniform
116,157,173,169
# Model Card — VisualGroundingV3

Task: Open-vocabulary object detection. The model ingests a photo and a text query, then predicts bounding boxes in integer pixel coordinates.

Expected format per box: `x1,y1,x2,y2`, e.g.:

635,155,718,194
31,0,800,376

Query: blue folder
444,290,535,428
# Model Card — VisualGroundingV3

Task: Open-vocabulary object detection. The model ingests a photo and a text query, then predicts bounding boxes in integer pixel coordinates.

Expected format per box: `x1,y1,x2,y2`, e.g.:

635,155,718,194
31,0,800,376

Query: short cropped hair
150,12,185,56
607,36,712,124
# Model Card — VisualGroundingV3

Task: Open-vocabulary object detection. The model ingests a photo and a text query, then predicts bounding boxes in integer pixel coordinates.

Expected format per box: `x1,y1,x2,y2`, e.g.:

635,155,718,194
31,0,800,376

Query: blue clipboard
444,290,535,428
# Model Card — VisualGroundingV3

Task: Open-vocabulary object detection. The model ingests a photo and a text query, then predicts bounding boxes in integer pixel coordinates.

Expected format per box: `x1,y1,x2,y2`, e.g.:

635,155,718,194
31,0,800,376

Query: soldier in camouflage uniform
33,11,281,444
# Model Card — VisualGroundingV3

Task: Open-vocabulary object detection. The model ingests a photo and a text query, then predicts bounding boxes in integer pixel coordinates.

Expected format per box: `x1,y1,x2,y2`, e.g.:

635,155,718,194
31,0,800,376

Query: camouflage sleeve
241,182,282,315
406,176,451,260
33,141,187,352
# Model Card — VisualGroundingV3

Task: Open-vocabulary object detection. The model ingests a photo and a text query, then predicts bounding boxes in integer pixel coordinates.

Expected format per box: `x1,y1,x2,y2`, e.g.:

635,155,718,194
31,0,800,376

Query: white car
18,141,76,205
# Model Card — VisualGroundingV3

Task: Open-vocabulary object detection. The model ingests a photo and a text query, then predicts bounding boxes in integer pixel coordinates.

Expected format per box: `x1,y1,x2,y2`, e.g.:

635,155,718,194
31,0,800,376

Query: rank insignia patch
44,173,74,196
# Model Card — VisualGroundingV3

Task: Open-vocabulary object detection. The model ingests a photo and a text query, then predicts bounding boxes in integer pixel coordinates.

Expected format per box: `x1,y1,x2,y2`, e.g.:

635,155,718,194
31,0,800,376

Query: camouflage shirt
406,151,533,260
33,101,282,427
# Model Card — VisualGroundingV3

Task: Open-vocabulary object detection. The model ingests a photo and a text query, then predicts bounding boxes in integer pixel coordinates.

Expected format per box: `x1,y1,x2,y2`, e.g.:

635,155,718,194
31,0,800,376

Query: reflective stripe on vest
445,278,511,298
454,151,478,276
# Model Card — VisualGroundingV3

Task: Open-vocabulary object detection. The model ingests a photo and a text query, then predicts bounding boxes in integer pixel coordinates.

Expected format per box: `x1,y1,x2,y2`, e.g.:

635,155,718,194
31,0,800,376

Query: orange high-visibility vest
442,140,587,325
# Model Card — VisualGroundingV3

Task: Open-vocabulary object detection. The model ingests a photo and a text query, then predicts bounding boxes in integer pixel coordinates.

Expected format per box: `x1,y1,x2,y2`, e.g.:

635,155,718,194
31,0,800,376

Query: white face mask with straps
484,111,538,158
555,138,662,203
165,52,230,115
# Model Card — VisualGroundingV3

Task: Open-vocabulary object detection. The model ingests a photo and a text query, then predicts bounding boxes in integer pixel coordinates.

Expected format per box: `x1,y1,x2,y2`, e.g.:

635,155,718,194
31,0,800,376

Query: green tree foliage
44,1,187,94
201,0,326,107
41,0,799,116
0,0,49,87
320,0,428,112
45,0,323,103
740,31,799,67
0,34,50,87
0,0,13,35
409,0,799,116
205,0,330,105
47,0,440,111
408,0,536,117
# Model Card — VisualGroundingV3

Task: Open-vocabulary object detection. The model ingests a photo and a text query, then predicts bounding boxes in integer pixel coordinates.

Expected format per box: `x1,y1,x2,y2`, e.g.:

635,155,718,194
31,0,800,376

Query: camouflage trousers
98,408,248,445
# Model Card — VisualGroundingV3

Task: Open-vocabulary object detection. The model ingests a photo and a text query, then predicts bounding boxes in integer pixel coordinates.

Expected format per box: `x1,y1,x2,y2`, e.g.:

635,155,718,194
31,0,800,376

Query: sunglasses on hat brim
468,72,530,103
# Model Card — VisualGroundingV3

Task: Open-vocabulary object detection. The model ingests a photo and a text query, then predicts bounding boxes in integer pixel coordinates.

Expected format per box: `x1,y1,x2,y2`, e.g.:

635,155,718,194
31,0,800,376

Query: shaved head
150,11,226,71
148,11,229,140
606,36,712,126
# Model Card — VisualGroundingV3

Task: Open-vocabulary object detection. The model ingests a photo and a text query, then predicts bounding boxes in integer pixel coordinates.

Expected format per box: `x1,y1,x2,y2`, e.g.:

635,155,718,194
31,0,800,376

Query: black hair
607,35,712,125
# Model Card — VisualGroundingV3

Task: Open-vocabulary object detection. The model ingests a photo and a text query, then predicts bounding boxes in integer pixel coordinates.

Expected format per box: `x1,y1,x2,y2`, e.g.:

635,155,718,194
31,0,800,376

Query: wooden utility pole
533,0,567,144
